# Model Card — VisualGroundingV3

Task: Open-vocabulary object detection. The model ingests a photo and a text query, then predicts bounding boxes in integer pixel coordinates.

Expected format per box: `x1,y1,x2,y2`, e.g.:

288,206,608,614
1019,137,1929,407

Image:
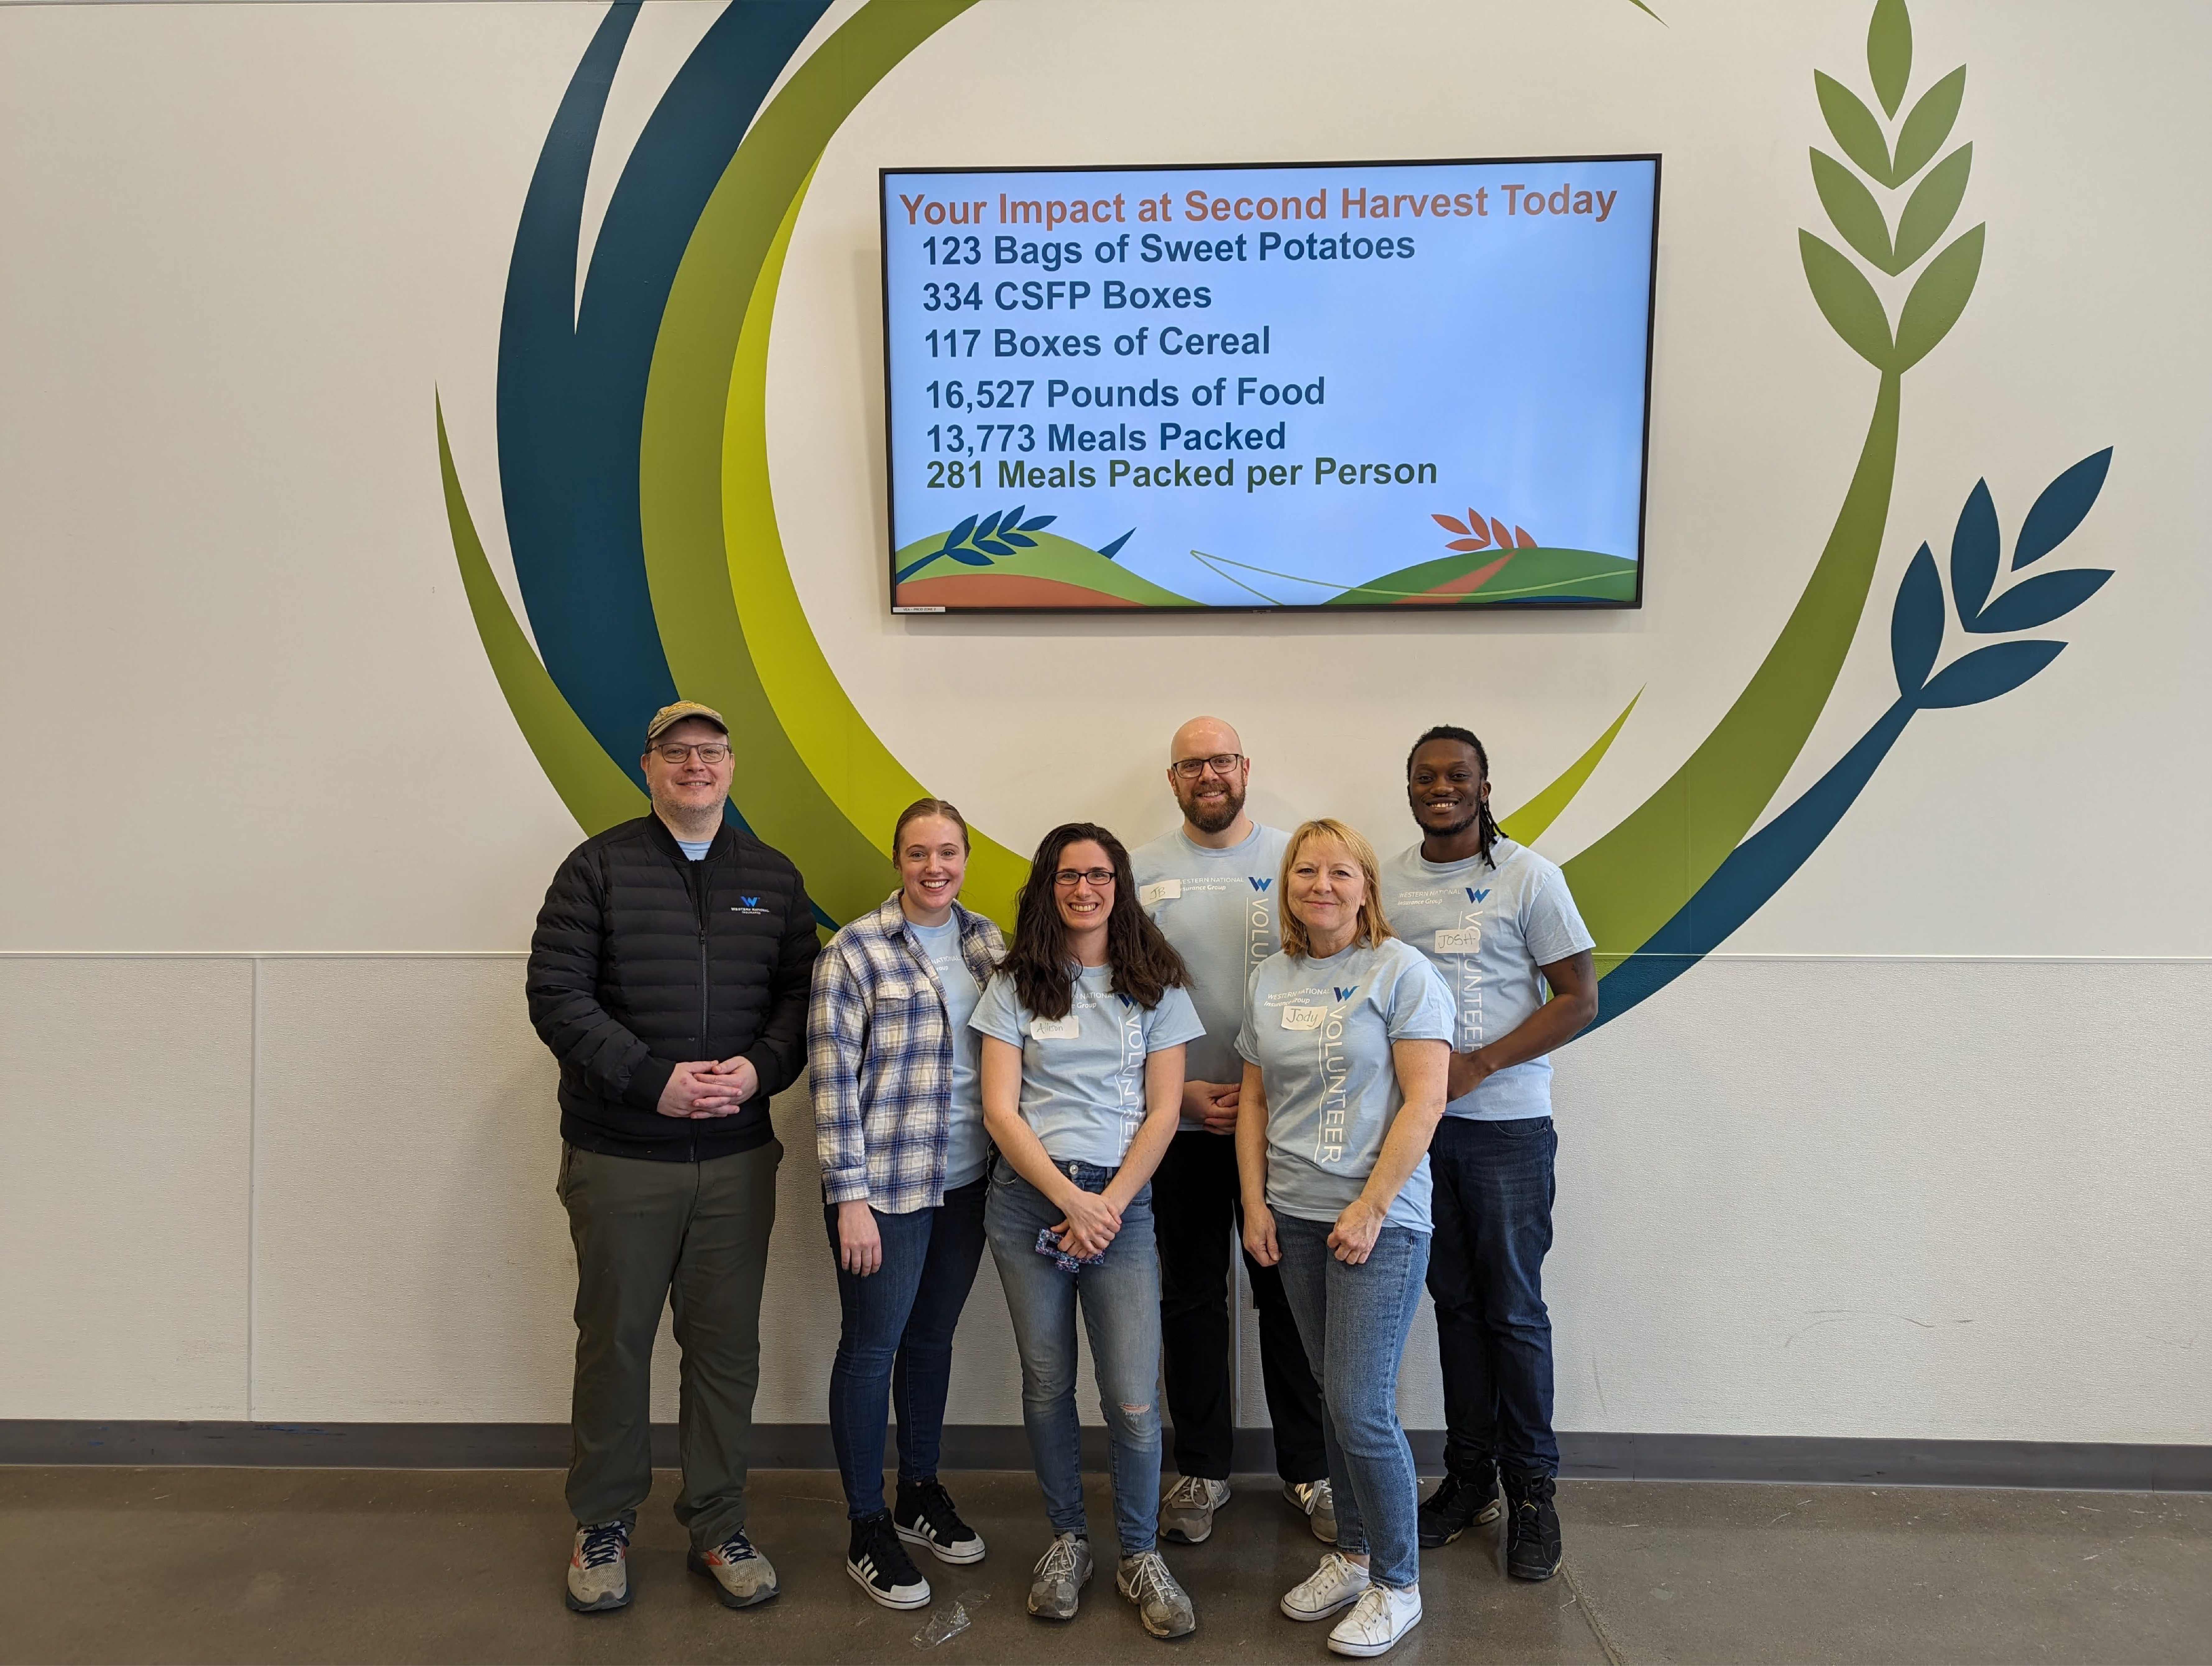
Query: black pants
1153,1128,1327,1484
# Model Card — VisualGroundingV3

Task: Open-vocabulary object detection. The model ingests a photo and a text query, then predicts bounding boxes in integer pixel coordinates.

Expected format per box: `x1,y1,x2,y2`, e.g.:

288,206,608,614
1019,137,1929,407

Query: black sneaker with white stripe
895,1476,987,1565
847,1511,932,1610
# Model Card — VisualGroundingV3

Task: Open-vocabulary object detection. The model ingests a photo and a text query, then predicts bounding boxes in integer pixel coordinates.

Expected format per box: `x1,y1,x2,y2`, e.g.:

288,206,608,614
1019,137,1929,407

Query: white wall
2,0,2208,1443
7,953,2203,1440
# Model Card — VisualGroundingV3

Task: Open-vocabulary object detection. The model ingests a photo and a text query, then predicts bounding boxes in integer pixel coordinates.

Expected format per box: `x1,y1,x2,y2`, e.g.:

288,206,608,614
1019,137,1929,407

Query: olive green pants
557,1139,780,1550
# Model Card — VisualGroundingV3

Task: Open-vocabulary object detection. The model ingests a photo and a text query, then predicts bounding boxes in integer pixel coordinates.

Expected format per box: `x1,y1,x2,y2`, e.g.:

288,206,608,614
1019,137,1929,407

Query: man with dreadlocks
1380,726,1598,1583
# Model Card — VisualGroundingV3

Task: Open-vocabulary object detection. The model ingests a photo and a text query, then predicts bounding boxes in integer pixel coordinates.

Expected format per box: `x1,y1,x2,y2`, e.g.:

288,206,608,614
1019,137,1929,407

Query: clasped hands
1051,1184,1126,1261
655,1055,759,1120
1183,1079,1241,1136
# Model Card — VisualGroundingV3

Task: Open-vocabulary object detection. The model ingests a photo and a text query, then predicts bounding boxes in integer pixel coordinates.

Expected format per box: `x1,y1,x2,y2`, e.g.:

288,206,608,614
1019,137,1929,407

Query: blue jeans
1274,1211,1430,1591
985,1159,1162,1556
824,1173,989,1518
1427,1115,1559,1478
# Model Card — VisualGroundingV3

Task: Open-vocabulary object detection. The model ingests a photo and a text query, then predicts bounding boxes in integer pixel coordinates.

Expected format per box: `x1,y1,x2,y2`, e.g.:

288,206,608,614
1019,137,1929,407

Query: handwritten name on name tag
1139,879,1181,907
1435,926,1482,954
1280,1005,1326,1031
1030,1014,1081,1041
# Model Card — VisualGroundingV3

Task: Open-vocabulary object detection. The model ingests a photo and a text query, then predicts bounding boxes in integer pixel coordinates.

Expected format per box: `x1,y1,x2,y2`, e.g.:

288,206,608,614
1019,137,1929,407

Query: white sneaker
1286,1478,1339,1543
1159,1475,1230,1544
565,1520,631,1613
1281,1550,1370,1622
1327,1582,1423,1657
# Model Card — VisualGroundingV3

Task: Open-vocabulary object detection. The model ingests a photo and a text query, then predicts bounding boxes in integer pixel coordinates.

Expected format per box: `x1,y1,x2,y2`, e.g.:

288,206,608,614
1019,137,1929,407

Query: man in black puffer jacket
529,700,819,1617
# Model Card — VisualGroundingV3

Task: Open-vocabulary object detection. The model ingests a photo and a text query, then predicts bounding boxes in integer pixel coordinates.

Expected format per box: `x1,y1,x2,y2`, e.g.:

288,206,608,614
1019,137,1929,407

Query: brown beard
1181,782,1244,834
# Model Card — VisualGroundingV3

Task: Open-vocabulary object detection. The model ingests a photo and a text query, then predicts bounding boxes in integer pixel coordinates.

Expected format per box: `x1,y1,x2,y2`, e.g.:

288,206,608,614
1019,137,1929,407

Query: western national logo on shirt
1466,887,1491,904
1334,986,1357,1002
1248,876,1271,890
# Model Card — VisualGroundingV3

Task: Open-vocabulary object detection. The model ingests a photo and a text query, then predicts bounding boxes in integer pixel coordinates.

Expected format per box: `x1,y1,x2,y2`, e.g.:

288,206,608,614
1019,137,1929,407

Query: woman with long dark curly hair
970,822,1205,1642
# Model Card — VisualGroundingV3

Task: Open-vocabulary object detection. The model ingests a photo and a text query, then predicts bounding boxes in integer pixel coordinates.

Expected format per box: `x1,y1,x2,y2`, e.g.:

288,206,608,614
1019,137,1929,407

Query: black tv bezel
878,154,1660,616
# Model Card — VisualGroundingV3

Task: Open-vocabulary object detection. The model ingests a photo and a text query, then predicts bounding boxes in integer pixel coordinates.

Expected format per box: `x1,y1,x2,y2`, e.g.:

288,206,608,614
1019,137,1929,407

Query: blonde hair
1277,819,1396,958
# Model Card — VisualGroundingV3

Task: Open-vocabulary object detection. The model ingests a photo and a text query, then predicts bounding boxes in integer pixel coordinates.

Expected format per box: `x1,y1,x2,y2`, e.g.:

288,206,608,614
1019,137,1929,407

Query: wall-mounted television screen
881,156,1658,613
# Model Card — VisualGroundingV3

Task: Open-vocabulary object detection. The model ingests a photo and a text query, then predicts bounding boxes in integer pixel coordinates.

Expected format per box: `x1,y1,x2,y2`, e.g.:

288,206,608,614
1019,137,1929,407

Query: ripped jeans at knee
986,1158,1164,1555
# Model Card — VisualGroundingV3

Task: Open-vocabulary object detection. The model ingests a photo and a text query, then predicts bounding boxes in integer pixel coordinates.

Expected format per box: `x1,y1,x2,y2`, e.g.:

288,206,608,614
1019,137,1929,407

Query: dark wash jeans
1154,1128,1327,1483
558,1139,779,1551
822,1172,989,1519
1427,1115,1560,1478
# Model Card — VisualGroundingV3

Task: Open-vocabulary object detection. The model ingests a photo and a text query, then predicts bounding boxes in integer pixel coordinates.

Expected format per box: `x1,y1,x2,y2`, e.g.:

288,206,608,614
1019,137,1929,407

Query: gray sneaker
1027,1531,1093,1621
1286,1478,1339,1544
686,1529,779,1609
565,1520,631,1613
1159,1475,1229,1544
1118,1549,1197,1639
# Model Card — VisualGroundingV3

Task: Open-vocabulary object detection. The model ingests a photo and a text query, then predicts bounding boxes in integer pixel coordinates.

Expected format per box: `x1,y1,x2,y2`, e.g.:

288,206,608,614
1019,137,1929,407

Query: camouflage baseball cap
644,701,729,745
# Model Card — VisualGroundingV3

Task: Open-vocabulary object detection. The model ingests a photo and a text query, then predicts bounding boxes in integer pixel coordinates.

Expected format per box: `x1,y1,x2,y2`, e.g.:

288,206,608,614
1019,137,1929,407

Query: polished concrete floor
2,1466,2207,1664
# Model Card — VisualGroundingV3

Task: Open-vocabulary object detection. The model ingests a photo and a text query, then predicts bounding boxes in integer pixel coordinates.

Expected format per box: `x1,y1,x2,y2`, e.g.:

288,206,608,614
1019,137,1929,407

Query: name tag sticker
1139,879,1181,907
1030,1014,1081,1042
1280,1005,1326,1031
1435,927,1482,954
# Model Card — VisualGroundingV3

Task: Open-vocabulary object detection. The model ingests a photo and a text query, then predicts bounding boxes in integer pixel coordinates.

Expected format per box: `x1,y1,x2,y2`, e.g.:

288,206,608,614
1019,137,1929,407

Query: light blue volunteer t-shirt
1237,939,1454,1232
970,964,1206,1167
1380,837,1595,1121
1131,822,1292,1125
909,916,989,1190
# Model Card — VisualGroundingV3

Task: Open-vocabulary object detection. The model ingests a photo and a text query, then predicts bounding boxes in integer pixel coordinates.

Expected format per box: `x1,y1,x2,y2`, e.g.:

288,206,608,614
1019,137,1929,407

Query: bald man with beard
1129,717,1332,1548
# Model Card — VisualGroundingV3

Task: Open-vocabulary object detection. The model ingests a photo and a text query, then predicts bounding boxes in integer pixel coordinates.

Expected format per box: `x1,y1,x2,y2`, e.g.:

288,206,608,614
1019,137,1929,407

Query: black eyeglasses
1052,867,1116,888
1170,753,1244,779
653,742,732,764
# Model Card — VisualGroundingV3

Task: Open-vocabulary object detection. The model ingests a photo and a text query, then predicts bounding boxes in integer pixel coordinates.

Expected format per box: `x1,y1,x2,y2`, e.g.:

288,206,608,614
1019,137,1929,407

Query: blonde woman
1237,819,1453,1658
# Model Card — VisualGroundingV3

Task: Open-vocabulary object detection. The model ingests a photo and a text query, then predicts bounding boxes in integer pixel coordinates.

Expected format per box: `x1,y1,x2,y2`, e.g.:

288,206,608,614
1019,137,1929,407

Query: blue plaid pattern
810,894,1005,1212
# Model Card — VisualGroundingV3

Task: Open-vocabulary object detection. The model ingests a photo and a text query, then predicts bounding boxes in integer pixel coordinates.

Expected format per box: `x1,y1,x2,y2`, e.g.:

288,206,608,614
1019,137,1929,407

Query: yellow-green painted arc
1499,689,1643,847
438,395,648,836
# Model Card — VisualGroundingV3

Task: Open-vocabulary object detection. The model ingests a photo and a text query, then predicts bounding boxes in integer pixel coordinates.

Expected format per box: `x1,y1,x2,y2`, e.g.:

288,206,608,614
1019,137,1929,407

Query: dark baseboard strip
2,1422,2205,1492
1552,1431,2212,1491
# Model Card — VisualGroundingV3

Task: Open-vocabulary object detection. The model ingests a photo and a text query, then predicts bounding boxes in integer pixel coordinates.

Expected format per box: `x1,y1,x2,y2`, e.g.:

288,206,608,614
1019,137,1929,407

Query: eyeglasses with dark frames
1052,867,1117,888
1170,753,1245,779
652,742,732,764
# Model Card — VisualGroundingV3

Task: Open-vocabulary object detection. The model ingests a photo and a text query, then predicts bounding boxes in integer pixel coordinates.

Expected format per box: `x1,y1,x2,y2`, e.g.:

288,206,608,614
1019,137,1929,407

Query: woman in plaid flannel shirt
810,799,1004,1610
